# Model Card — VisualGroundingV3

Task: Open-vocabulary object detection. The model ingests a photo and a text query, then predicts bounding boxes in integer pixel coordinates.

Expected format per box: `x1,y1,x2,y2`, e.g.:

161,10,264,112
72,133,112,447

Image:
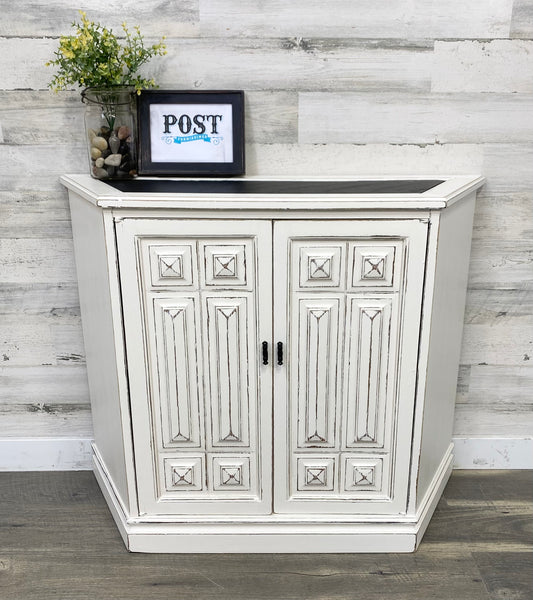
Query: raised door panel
204,295,253,449
153,296,202,448
344,296,398,449
294,297,342,449
273,219,428,514
116,219,272,515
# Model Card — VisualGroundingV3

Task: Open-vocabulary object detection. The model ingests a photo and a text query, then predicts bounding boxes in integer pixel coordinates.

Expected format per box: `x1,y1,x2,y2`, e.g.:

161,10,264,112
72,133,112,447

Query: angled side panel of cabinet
115,219,272,515
273,219,428,515
68,197,134,514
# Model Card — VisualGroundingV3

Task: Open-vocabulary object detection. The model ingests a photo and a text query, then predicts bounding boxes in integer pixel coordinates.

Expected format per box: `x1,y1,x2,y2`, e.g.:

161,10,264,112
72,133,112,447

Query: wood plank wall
0,1,531,455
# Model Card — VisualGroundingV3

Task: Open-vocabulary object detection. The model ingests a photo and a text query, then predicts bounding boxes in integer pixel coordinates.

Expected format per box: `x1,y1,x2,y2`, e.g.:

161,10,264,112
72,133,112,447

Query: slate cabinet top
105,179,445,195
61,174,484,211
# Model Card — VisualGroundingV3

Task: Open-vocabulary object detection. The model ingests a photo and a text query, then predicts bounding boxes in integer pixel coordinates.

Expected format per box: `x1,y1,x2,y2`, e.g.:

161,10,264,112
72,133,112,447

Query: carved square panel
350,243,398,288
203,244,248,287
163,456,204,492
211,456,251,491
343,457,383,493
299,246,343,288
296,457,336,492
149,244,194,287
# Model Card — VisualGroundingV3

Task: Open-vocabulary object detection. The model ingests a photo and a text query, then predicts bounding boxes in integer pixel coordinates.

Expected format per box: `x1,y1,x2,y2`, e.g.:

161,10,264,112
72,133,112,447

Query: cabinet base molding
93,445,452,553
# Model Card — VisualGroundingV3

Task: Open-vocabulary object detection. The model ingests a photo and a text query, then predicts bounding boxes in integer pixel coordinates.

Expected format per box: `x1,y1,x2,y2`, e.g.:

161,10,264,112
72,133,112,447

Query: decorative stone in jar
81,86,137,180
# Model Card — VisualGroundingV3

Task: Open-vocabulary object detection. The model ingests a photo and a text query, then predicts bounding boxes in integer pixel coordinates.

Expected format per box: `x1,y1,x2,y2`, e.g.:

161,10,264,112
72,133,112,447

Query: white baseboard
452,437,533,469
0,437,531,471
0,438,93,470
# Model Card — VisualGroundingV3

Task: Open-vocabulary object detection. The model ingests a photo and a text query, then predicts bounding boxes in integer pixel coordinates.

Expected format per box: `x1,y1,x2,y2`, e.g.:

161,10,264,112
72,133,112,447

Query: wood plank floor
0,470,531,600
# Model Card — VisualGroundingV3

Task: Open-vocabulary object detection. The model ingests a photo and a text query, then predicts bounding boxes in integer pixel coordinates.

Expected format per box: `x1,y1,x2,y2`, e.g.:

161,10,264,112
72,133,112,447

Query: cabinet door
116,219,272,515
273,220,428,514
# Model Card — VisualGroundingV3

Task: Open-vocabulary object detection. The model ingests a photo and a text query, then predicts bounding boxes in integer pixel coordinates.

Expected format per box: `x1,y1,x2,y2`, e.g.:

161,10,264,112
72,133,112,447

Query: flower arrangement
45,12,167,180
46,11,167,93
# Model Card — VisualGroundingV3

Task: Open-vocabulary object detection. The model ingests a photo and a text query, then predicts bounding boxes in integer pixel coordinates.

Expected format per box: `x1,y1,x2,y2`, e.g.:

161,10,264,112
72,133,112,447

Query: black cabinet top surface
106,179,444,195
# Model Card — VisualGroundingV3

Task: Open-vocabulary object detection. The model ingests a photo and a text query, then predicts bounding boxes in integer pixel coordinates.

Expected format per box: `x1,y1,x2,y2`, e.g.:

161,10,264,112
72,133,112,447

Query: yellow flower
46,11,166,91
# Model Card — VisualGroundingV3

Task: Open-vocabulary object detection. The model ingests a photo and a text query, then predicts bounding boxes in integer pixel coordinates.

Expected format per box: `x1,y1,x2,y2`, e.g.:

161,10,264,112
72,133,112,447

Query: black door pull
277,342,283,366
262,341,268,365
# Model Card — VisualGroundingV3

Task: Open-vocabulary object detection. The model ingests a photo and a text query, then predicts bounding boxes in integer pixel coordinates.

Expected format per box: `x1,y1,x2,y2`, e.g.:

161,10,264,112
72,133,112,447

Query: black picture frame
137,90,245,176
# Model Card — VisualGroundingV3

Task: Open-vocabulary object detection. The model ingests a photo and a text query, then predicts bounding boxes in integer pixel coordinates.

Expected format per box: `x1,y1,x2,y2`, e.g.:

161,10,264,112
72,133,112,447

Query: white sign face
149,103,234,163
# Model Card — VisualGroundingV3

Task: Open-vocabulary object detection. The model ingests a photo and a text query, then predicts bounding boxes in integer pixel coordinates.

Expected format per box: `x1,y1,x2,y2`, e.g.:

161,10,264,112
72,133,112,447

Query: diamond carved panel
343,457,383,493
299,246,342,288
203,244,248,287
163,457,204,492
296,457,336,492
221,466,242,485
149,244,194,287
354,466,375,486
362,256,385,280
214,255,237,278
351,244,398,288
306,466,327,486
172,466,194,486
159,255,183,278
309,256,331,280
212,456,251,491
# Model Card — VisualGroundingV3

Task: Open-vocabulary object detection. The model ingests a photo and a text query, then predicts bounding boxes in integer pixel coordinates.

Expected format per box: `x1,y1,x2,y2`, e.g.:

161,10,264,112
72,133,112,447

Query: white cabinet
62,175,484,553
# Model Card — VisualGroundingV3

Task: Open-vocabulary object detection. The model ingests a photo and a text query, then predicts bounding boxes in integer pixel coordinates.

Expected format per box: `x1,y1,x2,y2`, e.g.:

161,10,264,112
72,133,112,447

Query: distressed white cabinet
62,174,484,553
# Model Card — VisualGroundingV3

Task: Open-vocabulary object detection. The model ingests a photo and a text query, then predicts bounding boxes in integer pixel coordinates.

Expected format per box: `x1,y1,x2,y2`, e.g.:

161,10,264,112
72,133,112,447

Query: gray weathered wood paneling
0,406,93,437
511,0,533,37
0,144,86,190
469,239,533,290
0,239,77,283
0,0,531,451
457,364,533,405
199,0,514,39
244,92,298,143
0,191,73,238
245,142,484,176
482,144,533,194
0,91,84,145
465,289,533,321
0,38,58,90
0,90,295,146
0,1,199,37
432,40,533,93
298,93,533,144
461,319,533,366
1,314,84,365
0,283,80,315
0,366,89,406
454,405,533,436
152,38,434,92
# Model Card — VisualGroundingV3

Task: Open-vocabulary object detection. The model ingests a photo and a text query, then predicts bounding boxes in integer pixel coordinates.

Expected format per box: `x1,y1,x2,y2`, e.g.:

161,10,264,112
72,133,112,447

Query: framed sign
137,90,245,176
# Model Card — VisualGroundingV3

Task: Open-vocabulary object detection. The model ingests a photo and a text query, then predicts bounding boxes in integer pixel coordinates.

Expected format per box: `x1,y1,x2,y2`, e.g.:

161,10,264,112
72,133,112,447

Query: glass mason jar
81,86,138,180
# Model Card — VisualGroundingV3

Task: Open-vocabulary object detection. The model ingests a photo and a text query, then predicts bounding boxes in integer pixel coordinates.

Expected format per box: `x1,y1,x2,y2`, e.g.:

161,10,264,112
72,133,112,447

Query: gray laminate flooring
0,470,531,599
